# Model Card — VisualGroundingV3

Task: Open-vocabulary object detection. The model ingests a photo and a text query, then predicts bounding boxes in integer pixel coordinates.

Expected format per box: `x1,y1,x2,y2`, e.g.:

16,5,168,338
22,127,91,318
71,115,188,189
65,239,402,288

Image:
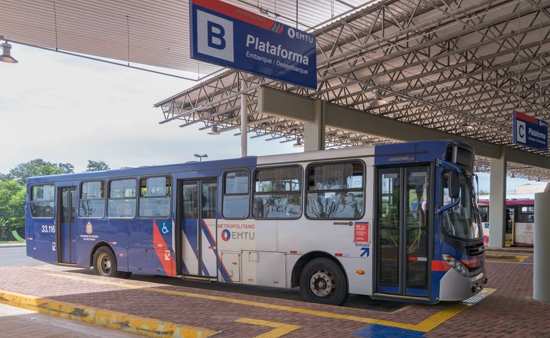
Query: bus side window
223,170,249,219
30,185,55,218
108,179,137,218
139,177,171,217
79,181,105,218
518,206,534,223
479,206,489,223
252,166,302,219
305,161,365,220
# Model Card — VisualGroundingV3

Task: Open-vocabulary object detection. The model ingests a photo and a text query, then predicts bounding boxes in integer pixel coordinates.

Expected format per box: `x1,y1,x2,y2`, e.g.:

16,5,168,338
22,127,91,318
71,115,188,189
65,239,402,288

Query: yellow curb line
0,289,217,338
235,318,300,338
44,272,472,333
485,254,530,262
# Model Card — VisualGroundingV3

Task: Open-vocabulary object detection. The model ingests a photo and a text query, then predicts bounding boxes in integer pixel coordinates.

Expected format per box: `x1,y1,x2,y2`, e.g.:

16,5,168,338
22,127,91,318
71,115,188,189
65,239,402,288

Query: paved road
0,303,138,338
0,246,43,267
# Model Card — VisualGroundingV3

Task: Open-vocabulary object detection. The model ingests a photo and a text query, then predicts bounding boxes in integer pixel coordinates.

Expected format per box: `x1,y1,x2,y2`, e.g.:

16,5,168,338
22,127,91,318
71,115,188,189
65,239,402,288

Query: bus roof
26,140,462,184
478,199,535,207
26,156,256,185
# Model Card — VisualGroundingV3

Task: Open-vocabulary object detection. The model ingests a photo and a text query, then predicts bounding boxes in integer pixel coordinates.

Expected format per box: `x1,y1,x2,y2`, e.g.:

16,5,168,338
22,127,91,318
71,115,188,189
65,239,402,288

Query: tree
0,179,25,241
86,160,110,172
8,159,74,183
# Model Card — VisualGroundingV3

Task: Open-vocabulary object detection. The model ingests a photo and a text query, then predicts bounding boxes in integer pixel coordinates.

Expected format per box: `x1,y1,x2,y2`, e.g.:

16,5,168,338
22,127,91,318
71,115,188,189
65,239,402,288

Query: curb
485,254,529,262
0,289,218,338
0,243,26,248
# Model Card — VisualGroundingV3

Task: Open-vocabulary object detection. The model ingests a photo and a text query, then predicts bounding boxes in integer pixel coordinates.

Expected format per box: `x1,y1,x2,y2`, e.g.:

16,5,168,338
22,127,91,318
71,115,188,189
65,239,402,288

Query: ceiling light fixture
0,36,18,63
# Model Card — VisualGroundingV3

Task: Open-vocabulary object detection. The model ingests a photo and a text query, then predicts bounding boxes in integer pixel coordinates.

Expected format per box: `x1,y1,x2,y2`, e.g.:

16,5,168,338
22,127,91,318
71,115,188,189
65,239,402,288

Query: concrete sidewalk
0,302,138,338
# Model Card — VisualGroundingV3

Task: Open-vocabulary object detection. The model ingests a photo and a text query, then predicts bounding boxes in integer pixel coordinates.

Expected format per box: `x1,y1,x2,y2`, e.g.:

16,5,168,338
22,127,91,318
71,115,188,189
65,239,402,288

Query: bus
478,199,535,247
25,140,487,305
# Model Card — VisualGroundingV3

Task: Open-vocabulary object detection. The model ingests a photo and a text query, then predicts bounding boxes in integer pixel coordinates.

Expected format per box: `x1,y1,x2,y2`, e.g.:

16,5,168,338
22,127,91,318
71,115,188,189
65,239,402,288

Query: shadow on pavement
65,267,406,313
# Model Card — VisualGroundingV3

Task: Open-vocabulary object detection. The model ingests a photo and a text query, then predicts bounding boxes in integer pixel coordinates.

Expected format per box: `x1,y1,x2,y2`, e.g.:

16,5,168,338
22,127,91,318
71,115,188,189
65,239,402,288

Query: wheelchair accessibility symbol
161,224,170,235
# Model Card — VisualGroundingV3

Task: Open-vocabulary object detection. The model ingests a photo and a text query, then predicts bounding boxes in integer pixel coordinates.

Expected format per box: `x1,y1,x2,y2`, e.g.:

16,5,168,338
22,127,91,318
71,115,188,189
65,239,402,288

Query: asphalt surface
0,246,43,267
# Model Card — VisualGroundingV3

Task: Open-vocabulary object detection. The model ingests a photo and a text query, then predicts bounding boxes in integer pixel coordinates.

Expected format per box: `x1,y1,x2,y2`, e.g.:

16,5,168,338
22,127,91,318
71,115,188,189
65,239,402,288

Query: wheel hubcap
98,253,112,275
310,271,334,297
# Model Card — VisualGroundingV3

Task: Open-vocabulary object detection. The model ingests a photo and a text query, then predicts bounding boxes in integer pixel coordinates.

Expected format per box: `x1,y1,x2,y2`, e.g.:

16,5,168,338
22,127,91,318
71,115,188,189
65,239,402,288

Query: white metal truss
475,157,550,182
0,0,366,79
156,0,550,180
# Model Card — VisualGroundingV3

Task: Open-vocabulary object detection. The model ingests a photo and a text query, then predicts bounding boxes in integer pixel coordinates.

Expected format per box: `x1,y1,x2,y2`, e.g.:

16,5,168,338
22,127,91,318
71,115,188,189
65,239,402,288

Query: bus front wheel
299,257,348,305
93,246,118,277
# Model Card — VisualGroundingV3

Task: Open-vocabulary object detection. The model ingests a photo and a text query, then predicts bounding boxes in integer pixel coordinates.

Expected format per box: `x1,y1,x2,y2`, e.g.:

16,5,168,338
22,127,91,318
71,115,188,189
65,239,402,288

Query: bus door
505,207,515,246
57,186,77,264
179,179,218,277
375,166,431,299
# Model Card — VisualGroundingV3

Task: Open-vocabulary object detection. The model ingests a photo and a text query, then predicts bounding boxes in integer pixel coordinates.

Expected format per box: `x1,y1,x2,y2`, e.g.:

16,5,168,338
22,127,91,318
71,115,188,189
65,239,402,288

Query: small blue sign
190,0,317,89
513,111,548,150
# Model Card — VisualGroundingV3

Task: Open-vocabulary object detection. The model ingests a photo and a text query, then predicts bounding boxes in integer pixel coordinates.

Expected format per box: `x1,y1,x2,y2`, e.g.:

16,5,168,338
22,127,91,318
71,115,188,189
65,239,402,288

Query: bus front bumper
439,269,488,301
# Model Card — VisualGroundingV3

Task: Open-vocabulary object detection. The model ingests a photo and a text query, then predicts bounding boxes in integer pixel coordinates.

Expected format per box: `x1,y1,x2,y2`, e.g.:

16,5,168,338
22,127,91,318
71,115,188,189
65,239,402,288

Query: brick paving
0,257,548,337
428,257,550,338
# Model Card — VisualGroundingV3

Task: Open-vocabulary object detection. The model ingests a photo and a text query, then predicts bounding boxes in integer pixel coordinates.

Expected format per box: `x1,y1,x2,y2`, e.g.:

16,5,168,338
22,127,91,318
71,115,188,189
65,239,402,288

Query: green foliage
86,160,110,172
0,179,26,240
8,159,74,183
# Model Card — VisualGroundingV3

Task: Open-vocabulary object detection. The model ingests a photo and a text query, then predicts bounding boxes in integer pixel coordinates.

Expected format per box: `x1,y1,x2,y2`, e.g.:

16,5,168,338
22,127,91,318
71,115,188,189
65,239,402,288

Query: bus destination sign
189,0,317,89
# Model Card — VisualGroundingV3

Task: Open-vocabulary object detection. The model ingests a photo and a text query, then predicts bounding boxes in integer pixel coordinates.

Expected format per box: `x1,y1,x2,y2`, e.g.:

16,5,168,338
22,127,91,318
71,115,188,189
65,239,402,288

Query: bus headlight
442,254,468,276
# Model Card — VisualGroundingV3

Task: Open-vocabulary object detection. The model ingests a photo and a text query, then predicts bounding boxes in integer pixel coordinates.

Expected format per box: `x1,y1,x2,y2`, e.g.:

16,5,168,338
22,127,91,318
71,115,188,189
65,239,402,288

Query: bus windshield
442,171,482,240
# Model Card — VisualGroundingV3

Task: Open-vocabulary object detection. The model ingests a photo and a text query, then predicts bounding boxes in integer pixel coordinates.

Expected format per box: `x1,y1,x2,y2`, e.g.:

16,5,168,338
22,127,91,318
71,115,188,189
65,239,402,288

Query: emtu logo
221,229,231,241
197,9,234,63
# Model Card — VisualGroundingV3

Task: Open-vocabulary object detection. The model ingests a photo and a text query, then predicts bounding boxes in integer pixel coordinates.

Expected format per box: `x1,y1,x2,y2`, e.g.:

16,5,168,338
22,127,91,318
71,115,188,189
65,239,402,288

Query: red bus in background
478,199,535,247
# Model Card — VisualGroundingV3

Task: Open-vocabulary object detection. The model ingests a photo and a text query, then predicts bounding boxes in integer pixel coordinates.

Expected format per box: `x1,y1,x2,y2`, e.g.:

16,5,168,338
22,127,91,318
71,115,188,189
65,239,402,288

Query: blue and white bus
25,140,487,304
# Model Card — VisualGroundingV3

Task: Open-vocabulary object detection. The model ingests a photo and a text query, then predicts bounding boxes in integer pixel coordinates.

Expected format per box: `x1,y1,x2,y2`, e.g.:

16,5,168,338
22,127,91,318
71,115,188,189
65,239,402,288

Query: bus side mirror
449,172,460,199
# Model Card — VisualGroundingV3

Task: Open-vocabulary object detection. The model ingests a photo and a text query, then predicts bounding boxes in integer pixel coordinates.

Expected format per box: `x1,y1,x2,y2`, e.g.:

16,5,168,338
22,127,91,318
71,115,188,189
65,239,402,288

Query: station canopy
2,0,550,180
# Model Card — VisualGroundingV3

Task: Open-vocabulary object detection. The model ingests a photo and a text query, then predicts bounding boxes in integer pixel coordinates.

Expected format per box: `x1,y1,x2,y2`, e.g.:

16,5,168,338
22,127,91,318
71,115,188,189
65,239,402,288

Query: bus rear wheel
299,257,348,305
93,246,118,277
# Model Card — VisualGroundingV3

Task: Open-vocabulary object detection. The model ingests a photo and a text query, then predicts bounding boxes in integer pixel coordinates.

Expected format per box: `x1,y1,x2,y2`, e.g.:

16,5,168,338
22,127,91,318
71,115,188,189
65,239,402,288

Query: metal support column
488,152,507,248
303,100,325,152
534,190,550,302
240,92,248,158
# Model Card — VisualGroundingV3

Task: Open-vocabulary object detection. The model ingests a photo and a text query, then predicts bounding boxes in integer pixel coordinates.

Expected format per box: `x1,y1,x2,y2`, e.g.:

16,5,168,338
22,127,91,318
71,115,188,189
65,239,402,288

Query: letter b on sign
197,9,234,63
207,22,225,49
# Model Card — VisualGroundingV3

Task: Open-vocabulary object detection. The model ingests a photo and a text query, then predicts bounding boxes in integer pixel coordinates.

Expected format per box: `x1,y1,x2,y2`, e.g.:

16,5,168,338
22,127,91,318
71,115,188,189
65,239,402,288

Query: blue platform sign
190,0,317,89
512,111,548,150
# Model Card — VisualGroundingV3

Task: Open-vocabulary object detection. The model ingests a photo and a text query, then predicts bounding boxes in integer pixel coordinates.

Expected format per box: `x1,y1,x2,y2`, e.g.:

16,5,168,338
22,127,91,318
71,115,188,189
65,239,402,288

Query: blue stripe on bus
199,220,232,282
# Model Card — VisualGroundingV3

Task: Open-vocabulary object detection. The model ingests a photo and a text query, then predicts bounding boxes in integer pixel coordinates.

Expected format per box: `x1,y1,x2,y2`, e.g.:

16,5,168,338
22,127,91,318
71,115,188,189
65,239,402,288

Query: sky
0,44,546,195
0,44,297,174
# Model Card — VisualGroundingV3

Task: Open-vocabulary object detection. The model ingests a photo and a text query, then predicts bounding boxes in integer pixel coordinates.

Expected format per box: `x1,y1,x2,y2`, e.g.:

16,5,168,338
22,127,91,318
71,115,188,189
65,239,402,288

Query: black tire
93,246,118,277
299,257,348,305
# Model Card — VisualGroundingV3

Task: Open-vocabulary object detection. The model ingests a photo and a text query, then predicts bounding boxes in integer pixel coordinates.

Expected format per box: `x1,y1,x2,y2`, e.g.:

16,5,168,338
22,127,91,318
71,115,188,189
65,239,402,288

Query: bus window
79,181,105,218
517,206,534,223
223,170,249,219
253,166,302,219
31,185,55,218
139,177,171,217
108,179,137,218
306,161,364,219
478,206,489,223
183,183,199,219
